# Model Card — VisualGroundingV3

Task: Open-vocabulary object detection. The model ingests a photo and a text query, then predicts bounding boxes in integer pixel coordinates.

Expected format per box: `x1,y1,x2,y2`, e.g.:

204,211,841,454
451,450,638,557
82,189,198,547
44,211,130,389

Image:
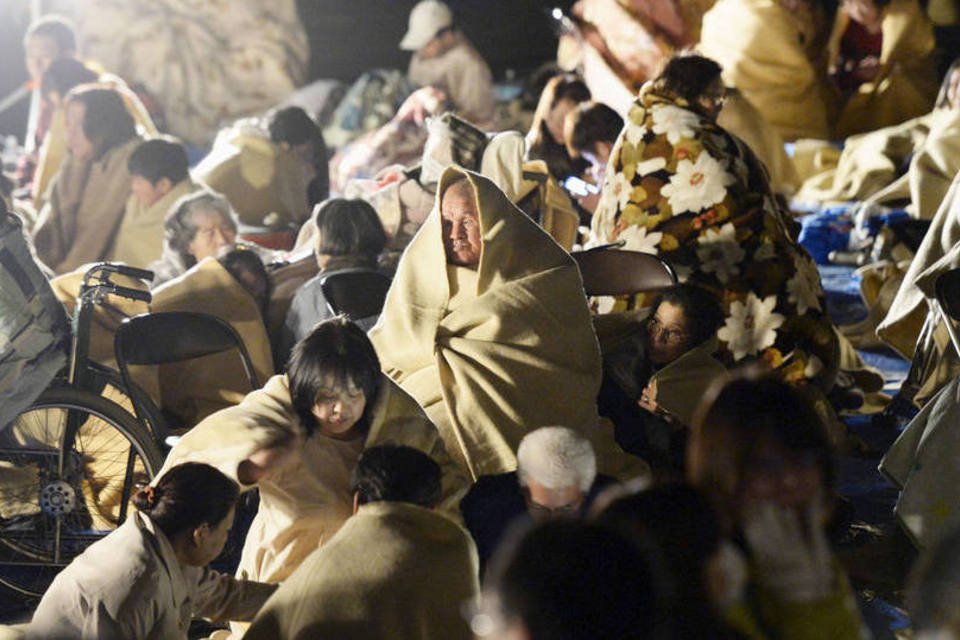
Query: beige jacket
108,179,198,268
243,502,478,640
28,512,275,640
33,137,142,274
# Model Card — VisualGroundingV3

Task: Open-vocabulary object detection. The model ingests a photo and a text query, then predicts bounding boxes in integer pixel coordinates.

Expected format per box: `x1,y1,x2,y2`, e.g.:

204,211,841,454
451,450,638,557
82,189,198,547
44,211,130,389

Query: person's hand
576,191,601,216
742,495,835,602
638,379,659,414
395,87,447,126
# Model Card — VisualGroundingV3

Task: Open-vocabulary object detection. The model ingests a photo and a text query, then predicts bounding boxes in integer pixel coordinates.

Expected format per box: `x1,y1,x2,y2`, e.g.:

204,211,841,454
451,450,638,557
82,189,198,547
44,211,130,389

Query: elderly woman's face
441,182,482,268
188,209,236,262
65,101,95,161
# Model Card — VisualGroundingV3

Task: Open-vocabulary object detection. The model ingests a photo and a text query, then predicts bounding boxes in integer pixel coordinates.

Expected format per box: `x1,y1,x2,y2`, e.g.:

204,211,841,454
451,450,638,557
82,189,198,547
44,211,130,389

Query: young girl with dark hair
158,317,465,636
29,463,276,639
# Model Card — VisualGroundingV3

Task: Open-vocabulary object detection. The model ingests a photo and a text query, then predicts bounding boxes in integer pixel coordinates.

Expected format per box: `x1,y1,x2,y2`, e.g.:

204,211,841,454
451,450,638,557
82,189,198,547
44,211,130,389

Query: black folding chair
570,246,677,297
114,311,260,444
320,269,393,325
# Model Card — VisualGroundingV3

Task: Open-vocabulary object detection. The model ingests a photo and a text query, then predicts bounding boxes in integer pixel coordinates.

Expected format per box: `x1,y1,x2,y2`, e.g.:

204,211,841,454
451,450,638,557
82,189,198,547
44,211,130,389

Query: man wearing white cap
402,0,496,126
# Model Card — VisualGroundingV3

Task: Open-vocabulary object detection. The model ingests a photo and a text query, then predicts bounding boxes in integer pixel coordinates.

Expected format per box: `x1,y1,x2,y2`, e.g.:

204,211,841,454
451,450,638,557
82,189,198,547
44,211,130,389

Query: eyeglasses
647,315,690,345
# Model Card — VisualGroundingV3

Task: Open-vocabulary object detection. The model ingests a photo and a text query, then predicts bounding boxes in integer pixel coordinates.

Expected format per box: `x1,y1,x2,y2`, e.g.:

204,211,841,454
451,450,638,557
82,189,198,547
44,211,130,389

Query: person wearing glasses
460,427,617,574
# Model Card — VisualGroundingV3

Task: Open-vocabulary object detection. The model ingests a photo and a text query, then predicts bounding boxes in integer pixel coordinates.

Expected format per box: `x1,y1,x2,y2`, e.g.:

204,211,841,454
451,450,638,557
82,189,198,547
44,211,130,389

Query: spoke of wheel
119,449,136,524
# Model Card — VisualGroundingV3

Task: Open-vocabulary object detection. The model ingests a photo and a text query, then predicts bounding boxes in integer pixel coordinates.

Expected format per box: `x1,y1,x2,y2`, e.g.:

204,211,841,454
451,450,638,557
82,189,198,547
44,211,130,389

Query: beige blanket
243,502,478,640
830,0,938,138
33,137,142,274
370,166,636,480
698,0,836,141
108,179,198,268
150,257,275,427
158,373,467,586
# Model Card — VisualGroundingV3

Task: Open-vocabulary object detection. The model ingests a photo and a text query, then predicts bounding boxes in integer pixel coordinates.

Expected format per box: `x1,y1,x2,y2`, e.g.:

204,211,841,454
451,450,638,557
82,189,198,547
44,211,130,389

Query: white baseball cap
399,1,454,51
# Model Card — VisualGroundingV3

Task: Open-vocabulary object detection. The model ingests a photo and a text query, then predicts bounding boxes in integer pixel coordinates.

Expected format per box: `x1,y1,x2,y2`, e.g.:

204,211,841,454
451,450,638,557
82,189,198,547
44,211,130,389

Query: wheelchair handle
79,283,152,304
82,262,154,286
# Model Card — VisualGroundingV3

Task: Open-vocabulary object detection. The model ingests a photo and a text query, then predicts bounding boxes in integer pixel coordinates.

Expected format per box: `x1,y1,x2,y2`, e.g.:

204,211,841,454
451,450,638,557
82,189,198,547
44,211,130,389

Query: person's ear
155,177,173,197
594,142,613,166
192,524,209,548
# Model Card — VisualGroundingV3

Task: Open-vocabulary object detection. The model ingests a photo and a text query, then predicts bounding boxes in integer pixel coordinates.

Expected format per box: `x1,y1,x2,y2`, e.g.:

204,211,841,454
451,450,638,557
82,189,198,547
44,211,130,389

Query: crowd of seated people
6,0,960,637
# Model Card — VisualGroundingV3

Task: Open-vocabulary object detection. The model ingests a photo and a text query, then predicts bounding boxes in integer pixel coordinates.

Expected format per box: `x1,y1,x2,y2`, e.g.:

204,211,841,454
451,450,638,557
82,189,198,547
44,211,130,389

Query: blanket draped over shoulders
592,84,837,385
370,167,637,481
158,373,466,585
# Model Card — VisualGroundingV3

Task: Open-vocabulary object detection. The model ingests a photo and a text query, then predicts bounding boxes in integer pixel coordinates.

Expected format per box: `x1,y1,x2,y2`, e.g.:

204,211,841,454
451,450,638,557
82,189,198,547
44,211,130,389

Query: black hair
313,198,387,258
133,462,238,538
597,483,731,638
39,58,97,101
528,74,592,147
652,55,724,106
351,444,442,508
163,190,238,268
65,85,137,157
24,15,77,53
218,247,271,316
267,106,329,206
287,317,382,438
650,284,724,348
485,520,665,640
565,101,624,157
128,137,190,186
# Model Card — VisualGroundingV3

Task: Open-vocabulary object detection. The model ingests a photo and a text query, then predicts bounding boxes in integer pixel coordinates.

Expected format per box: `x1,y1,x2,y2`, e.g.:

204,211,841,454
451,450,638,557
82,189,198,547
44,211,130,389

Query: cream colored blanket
150,257,275,427
158,374,467,586
243,502,478,640
370,166,635,480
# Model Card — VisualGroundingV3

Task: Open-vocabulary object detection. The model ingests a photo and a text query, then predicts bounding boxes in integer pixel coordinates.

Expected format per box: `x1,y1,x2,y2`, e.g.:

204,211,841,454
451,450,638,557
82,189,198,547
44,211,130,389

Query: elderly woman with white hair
460,426,619,573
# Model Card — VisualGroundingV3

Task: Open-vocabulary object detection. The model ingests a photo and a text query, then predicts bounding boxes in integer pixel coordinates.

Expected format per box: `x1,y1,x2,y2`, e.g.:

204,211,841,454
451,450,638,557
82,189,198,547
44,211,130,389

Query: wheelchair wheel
0,386,164,598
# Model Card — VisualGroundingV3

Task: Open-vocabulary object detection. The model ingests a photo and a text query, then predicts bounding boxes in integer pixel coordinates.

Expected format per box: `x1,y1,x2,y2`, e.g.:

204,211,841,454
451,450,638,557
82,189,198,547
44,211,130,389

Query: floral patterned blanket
592,84,837,383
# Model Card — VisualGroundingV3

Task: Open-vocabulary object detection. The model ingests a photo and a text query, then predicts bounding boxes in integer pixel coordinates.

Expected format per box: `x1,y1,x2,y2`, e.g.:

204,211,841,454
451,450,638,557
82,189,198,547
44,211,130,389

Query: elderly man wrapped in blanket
158,319,466,612
369,166,642,481
592,57,838,388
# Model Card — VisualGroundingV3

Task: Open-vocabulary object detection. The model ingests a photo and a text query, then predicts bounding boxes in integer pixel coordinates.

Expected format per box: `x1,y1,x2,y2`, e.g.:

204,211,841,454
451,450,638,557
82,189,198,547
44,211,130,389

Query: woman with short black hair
278,198,390,364
157,317,465,629
29,462,276,639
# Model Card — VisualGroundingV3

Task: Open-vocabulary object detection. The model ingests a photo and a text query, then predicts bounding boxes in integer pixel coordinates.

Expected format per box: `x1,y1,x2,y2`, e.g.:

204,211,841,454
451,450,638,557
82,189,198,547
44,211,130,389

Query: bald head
440,179,482,268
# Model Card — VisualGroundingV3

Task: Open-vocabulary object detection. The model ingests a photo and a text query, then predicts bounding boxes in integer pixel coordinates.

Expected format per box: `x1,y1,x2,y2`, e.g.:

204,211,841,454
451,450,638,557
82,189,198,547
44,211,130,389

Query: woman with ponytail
29,462,276,639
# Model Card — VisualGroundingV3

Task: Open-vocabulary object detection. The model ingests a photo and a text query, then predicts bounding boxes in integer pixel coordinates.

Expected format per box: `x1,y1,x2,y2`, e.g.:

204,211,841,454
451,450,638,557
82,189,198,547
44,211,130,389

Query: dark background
0,0,574,140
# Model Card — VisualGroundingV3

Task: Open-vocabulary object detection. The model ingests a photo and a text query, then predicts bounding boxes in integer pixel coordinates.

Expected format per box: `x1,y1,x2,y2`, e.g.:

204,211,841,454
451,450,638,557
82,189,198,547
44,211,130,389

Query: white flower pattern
650,105,700,145
717,293,785,360
786,254,823,314
599,171,635,214
618,225,663,255
696,223,746,284
660,151,735,214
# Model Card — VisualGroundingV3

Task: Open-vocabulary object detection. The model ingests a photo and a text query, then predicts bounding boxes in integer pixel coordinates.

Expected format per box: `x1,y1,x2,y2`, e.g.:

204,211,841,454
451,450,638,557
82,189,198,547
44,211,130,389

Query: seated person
109,136,198,267
804,60,960,223
829,0,938,137
29,463,276,639
401,1,495,126
599,285,727,471
149,248,275,427
194,106,327,228
563,100,623,216
370,167,639,480
698,0,837,141
460,426,616,572
593,55,838,385
278,198,389,366
244,445,478,640
157,318,465,602
149,190,239,287
525,73,592,183
32,84,144,274
687,376,866,639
